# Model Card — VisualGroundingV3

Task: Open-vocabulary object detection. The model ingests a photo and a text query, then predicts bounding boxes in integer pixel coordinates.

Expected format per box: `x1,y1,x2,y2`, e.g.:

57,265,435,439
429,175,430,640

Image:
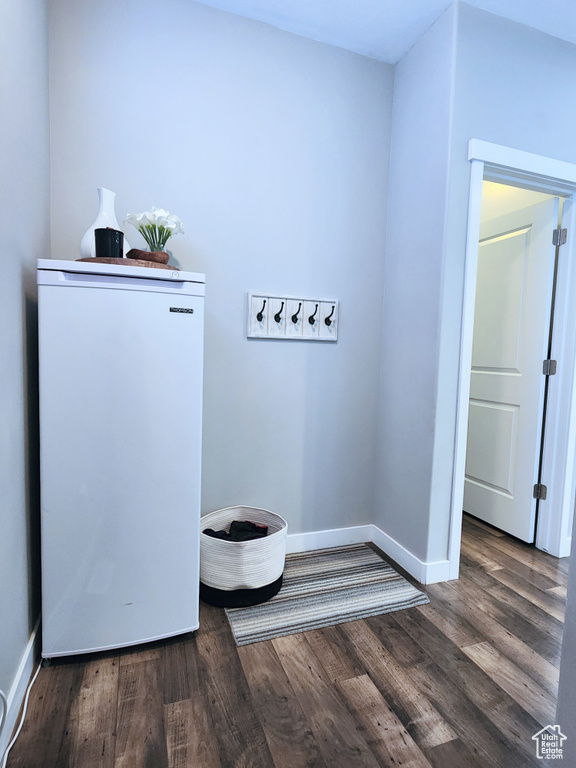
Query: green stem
139,224,171,252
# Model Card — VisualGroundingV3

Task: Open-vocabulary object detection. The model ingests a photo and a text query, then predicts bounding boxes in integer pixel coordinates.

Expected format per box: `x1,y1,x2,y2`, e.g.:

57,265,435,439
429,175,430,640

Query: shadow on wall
23,270,41,626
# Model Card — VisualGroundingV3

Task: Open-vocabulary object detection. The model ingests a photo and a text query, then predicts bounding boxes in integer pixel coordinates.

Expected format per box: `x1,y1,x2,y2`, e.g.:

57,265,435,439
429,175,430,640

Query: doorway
463,181,562,543
448,140,576,580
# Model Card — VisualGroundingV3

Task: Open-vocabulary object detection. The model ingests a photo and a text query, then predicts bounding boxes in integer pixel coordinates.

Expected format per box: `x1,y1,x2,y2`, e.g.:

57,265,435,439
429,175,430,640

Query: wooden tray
76,257,178,271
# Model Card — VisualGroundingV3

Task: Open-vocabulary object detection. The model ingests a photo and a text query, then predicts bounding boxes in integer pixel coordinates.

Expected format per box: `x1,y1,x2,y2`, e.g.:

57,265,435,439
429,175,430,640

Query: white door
464,198,559,542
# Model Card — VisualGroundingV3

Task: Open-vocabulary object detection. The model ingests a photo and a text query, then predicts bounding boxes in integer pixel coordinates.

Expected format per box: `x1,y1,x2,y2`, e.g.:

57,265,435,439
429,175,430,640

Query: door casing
449,140,576,579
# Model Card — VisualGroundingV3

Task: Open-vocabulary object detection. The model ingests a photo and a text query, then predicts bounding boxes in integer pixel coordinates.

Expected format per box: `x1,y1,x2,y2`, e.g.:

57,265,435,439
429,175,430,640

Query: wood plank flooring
6,515,569,768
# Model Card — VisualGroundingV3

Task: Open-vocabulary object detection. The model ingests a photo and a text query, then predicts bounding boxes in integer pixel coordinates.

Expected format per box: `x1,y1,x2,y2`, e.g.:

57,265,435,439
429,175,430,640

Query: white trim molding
287,525,450,584
370,526,451,584
286,525,373,554
468,140,576,189
0,617,40,758
448,156,485,581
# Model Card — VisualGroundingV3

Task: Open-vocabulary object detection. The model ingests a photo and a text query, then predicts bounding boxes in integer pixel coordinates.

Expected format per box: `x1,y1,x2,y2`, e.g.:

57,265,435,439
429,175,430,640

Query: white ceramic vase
79,187,130,258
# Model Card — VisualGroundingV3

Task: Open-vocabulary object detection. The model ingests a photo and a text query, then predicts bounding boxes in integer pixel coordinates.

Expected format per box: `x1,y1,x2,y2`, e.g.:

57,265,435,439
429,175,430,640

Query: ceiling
194,0,576,63
481,181,554,223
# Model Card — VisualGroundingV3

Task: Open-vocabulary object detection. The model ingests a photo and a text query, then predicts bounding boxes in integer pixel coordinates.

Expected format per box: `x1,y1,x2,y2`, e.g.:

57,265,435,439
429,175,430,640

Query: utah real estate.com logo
532,725,567,760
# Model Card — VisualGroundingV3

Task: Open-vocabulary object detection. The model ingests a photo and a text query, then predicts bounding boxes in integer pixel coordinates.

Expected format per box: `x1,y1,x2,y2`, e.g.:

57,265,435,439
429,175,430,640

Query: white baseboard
419,558,453,584
286,524,373,554
0,617,40,758
286,524,452,584
370,525,451,584
558,537,573,559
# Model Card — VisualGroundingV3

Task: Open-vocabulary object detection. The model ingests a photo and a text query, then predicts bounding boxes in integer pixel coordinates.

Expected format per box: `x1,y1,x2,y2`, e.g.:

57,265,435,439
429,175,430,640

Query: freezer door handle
38,269,203,295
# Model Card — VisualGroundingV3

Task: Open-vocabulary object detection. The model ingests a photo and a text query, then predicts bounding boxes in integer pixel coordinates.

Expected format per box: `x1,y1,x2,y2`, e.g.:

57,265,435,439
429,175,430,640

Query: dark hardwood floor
7,515,569,767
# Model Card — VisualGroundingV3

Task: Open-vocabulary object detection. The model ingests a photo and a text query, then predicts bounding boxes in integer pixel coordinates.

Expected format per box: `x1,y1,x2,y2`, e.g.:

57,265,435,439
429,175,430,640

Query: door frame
449,139,576,578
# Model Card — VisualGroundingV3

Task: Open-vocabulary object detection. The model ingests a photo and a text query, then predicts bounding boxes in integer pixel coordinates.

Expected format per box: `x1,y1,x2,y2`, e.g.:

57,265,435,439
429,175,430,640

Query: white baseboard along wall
286,525,451,585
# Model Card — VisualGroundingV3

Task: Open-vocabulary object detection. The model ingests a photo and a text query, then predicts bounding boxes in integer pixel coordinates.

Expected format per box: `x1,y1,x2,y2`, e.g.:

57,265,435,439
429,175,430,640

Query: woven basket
200,506,287,597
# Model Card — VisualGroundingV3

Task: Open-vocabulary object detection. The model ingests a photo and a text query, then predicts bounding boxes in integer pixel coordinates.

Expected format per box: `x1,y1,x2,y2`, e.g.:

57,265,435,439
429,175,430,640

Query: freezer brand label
170,307,194,314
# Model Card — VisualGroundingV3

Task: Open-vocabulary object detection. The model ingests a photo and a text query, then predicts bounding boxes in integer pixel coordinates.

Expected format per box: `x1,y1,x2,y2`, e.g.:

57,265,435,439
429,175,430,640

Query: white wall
48,0,393,535
0,0,49,751
374,4,457,564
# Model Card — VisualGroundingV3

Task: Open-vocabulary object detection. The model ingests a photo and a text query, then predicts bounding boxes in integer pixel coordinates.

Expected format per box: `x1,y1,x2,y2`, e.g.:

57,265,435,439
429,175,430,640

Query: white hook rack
247,293,339,341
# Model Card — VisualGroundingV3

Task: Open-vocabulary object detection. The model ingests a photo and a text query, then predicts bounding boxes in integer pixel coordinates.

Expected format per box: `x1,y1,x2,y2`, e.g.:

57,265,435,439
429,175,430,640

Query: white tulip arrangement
125,207,184,252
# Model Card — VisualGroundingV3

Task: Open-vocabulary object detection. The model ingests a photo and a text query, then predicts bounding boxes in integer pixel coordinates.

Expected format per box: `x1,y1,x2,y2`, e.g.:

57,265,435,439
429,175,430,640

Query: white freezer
37,259,205,658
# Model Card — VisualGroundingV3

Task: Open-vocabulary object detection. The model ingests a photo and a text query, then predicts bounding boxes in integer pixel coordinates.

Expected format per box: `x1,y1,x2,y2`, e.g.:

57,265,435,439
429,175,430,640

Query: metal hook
256,299,266,322
274,301,285,323
308,303,319,325
324,305,335,326
291,302,302,324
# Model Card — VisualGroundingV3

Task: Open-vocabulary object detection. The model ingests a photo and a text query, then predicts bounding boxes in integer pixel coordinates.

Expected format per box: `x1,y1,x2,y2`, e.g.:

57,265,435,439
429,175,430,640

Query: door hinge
542,359,557,376
533,483,548,500
553,228,567,246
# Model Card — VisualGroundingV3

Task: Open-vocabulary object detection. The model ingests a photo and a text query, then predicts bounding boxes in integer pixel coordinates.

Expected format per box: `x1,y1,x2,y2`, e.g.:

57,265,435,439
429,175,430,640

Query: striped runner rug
225,543,429,646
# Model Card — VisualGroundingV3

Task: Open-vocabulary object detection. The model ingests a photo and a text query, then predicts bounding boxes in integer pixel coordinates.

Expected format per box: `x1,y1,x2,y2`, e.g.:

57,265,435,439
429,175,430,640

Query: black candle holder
94,227,124,259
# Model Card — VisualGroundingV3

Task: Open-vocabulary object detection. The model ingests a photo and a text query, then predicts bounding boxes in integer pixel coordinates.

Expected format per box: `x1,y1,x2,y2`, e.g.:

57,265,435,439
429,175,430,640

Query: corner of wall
373,0,459,568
